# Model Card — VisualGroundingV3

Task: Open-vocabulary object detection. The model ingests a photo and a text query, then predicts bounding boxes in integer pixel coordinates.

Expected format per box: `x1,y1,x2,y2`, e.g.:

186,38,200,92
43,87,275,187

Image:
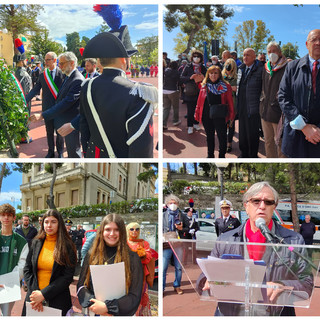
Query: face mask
168,204,178,211
268,53,279,64
193,57,200,63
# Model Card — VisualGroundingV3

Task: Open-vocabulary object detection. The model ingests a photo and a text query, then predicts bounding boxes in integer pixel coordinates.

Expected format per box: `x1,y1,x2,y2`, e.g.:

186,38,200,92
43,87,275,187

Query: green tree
137,164,158,198
135,36,158,65
234,20,274,54
164,5,234,54
173,20,228,56
0,5,44,50
0,61,29,155
149,47,158,65
96,21,110,34
0,163,32,193
66,32,81,60
281,42,299,59
30,30,64,59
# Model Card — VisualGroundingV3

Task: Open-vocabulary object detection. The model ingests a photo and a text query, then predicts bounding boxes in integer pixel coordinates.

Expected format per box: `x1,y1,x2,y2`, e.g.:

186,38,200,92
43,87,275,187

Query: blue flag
203,41,209,65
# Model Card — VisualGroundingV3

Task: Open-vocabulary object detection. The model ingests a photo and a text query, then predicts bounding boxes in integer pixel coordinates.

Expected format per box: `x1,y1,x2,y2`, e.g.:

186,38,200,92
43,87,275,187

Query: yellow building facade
20,163,156,212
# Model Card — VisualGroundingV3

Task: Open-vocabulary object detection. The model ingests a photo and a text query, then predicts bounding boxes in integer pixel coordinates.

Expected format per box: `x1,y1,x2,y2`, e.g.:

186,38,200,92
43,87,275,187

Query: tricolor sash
44,68,59,99
10,73,27,107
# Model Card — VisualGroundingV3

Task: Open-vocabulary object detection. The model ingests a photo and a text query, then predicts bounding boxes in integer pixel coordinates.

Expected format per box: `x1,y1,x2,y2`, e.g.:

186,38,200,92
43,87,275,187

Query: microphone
255,218,275,243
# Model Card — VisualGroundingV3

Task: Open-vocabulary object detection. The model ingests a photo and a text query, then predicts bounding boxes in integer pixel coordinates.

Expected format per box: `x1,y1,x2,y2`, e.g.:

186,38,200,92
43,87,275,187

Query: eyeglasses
59,61,68,66
247,199,276,206
45,58,53,62
130,228,140,231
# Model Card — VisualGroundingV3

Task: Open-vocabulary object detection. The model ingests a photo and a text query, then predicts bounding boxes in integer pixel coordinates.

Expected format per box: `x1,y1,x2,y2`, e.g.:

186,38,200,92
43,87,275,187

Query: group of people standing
0,204,155,316
11,14,157,159
164,29,320,158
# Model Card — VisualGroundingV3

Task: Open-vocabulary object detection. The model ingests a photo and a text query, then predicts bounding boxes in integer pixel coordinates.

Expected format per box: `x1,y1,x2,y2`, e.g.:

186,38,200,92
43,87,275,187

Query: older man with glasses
198,181,313,316
26,52,65,158
30,52,84,158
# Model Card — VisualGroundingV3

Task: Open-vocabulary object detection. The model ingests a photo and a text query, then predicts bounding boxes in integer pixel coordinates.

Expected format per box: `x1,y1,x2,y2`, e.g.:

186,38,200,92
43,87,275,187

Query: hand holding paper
89,298,109,315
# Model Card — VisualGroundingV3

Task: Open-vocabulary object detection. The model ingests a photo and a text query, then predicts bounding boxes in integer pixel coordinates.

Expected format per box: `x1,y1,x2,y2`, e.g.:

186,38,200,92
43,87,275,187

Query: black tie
61,76,69,89
244,68,250,78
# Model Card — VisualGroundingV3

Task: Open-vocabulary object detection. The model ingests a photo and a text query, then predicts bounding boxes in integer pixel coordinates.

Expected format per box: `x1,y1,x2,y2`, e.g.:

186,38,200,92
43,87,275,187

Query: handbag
209,104,228,119
206,88,228,119
185,81,199,96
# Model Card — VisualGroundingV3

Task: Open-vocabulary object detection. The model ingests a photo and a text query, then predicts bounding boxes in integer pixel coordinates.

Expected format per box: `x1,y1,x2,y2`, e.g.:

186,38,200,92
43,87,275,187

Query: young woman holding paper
77,214,144,316
22,209,77,316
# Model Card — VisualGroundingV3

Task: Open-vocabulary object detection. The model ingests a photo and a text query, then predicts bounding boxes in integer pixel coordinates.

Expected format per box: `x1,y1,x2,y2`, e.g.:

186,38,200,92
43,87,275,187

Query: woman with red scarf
198,181,313,316
195,66,235,158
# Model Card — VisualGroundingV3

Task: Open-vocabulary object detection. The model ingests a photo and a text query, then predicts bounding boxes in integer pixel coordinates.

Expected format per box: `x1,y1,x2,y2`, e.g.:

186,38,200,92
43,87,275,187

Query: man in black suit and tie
26,52,65,158
215,199,241,237
83,58,100,79
31,52,83,158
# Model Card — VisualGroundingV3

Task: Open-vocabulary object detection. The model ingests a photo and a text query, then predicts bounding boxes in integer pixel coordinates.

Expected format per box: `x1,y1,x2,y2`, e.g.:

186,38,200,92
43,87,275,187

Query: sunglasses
247,199,276,206
130,228,140,231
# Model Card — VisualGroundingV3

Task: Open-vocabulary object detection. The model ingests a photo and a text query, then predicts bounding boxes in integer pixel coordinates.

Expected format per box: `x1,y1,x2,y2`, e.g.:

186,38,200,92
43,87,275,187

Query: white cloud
38,5,102,39
0,191,22,202
226,5,247,13
135,21,158,30
144,12,158,18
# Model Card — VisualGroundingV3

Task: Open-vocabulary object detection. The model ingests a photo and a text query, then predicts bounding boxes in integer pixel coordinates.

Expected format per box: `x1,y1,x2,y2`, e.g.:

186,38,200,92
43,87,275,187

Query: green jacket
1,231,28,279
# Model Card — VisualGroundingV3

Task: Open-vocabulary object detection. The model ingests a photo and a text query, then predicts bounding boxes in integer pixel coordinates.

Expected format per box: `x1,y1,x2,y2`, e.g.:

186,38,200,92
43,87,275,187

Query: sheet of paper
90,262,125,301
0,271,21,304
26,302,62,316
197,257,266,303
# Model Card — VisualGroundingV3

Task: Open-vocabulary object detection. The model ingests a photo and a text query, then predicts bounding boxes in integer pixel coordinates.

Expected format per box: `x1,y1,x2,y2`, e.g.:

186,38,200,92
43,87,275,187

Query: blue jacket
278,54,320,157
237,60,263,116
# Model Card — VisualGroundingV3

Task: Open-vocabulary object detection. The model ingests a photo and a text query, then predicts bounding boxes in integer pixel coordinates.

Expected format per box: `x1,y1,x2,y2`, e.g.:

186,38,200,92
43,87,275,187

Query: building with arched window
20,163,156,212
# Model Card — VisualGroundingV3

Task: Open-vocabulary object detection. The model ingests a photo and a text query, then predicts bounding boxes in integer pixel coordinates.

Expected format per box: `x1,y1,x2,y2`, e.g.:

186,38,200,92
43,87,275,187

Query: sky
0,167,22,212
163,4,320,60
36,4,158,48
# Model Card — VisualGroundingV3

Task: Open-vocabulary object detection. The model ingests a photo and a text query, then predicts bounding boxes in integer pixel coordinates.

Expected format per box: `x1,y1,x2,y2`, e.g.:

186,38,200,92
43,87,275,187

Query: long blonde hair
85,214,131,293
221,58,237,79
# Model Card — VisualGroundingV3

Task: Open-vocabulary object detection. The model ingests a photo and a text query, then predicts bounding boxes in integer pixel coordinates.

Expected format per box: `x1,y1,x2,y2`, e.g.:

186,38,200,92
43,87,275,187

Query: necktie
312,60,319,95
224,218,227,227
61,76,69,89
244,67,250,78
50,70,54,79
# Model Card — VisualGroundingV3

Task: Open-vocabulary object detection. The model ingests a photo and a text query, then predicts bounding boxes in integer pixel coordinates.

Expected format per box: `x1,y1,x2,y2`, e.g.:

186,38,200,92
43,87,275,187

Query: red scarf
245,219,273,260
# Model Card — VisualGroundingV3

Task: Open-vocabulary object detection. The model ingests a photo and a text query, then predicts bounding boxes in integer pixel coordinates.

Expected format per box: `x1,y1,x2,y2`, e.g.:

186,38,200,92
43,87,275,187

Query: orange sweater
37,234,56,290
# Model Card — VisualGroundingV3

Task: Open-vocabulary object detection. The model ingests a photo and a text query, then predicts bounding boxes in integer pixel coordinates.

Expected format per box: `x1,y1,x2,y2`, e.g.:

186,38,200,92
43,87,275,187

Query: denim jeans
163,247,182,291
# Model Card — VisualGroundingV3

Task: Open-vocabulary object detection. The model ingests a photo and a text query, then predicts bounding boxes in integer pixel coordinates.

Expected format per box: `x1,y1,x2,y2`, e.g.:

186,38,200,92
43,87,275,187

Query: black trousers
45,119,64,156
202,105,227,158
186,99,199,127
239,108,260,158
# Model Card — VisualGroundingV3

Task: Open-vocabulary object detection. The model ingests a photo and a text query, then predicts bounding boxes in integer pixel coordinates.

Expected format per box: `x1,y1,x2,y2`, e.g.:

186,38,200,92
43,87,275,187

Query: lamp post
215,163,229,200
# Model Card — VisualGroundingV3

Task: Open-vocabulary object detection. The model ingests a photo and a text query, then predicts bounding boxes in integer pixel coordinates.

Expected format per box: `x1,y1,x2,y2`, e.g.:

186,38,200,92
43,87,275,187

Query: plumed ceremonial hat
83,5,138,59
13,38,26,62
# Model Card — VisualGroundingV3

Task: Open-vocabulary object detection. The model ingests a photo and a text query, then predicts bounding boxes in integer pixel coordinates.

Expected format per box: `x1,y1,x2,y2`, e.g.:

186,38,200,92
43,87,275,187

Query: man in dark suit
79,27,157,158
215,199,241,237
31,52,83,158
83,58,100,79
26,51,65,158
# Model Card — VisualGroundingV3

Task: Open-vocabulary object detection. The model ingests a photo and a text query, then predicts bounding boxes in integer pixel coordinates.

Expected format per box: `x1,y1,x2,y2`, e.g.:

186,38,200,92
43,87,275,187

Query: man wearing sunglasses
198,181,313,316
